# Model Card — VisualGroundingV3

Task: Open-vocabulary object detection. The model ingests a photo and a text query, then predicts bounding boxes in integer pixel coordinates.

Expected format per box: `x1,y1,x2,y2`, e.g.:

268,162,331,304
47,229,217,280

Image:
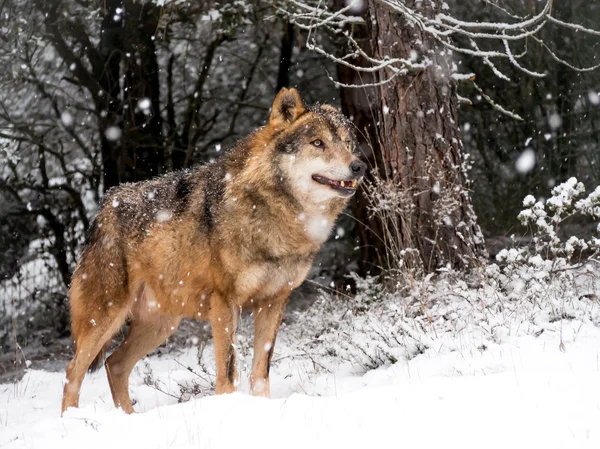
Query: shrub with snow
287,178,600,373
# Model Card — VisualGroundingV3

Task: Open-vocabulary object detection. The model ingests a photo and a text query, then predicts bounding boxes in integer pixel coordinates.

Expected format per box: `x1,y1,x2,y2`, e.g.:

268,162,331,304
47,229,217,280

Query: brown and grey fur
61,88,366,414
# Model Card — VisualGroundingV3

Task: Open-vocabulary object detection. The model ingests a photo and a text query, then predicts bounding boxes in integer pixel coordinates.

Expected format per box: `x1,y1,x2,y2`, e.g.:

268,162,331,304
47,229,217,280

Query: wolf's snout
350,160,367,178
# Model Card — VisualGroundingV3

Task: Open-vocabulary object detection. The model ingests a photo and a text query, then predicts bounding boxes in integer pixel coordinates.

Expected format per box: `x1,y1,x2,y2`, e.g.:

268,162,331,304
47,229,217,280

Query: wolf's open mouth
312,174,358,195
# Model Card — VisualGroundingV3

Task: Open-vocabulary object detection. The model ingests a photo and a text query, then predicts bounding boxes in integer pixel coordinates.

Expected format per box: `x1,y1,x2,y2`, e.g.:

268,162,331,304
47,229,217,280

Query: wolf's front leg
250,293,288,397
210,293,239,394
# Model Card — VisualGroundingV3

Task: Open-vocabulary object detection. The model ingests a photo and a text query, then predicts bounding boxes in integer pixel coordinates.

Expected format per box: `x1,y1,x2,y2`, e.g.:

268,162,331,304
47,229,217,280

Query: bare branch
531,36,600,72
434,0,553,31
278,0,600,105
472,82,523,121
547,14,600,37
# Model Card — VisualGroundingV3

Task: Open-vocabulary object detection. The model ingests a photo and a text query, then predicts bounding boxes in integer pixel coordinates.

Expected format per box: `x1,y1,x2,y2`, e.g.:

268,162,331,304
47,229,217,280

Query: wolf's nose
350,160,367,178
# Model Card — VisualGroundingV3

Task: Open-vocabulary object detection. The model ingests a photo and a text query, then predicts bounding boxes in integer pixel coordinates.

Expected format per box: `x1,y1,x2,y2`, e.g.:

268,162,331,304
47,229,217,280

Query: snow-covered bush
512,177,600,259
288,179,600,373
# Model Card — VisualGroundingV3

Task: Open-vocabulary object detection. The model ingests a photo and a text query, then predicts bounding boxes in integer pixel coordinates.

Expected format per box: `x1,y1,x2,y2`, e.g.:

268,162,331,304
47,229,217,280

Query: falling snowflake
346,0,364,14
137,98,152,115
515,149,536,174
60,111,73,127
548,113,562,130
105,126,122,141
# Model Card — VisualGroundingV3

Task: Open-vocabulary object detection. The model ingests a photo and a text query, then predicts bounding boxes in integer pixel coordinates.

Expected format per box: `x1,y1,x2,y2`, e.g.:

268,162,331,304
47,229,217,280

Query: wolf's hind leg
61,298,129,415
209,293,239,395
105,313,181,413
250,293,288,397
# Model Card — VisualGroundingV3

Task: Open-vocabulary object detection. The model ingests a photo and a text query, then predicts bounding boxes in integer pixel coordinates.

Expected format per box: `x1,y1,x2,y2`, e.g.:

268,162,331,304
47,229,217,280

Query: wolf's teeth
340,181,346,187
351,180,357,187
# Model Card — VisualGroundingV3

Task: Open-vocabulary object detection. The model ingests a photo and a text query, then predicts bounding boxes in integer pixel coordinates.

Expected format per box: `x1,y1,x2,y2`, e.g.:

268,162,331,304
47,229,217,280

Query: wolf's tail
76,209,125,373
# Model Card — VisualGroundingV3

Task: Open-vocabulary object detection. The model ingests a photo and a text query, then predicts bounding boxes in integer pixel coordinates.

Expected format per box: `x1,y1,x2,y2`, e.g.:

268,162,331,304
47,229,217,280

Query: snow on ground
4,177,600,448
1,313,599,449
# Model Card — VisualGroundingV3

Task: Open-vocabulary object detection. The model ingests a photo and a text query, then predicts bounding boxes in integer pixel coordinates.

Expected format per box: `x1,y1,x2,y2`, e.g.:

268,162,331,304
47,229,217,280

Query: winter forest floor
2,268,600,449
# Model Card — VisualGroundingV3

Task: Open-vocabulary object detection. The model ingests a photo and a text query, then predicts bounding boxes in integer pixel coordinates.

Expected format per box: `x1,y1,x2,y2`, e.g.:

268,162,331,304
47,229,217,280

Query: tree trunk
121,0,164,182
340,0,486,274
96,0,164,191
334,4,380,275
97,0,124,192
276,20,295,92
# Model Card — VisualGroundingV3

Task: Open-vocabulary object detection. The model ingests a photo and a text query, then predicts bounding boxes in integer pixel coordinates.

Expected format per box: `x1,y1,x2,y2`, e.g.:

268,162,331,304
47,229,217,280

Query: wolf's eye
312,139,324,148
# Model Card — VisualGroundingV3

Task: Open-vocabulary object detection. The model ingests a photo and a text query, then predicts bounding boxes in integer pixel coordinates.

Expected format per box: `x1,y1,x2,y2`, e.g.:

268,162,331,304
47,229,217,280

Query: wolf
61,88,366,414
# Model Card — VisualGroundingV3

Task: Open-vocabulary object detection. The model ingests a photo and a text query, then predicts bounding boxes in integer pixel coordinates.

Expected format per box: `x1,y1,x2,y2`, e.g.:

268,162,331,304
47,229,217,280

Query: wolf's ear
269,88,306,127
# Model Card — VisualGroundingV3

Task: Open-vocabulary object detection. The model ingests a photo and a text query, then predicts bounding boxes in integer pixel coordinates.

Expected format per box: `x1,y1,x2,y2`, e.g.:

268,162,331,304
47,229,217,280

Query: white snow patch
305,215,331,243
155,210,173,223
522,194,536,207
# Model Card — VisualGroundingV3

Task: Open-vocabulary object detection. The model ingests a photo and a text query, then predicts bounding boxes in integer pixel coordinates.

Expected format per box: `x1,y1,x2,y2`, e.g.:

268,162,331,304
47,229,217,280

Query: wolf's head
263,88,367,208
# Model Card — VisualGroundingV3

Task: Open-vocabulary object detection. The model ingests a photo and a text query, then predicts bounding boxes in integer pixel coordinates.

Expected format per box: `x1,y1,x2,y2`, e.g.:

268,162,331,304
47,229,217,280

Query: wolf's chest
233,261,312,301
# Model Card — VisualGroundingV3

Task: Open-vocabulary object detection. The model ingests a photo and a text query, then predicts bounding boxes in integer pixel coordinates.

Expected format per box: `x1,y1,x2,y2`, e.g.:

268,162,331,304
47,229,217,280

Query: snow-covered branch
279,0,600,117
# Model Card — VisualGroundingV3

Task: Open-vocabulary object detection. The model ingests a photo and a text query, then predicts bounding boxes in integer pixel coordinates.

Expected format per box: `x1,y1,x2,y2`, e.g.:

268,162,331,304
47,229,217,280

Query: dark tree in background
31,0,165,190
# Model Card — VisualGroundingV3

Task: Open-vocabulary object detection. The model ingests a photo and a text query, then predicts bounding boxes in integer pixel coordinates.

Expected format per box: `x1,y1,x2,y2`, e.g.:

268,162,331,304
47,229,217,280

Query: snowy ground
5,164,600,449
1,308,599,449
